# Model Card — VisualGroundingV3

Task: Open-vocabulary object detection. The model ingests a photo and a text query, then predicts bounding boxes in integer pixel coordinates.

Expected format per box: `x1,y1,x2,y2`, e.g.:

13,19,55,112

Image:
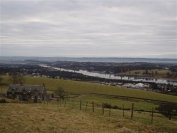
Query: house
7,83,50,101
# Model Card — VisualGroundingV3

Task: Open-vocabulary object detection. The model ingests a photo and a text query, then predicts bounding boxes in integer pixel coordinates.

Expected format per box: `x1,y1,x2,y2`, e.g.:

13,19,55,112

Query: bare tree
0,76,3,94
54,87,67,100
0,77,3,84
9,70,25,84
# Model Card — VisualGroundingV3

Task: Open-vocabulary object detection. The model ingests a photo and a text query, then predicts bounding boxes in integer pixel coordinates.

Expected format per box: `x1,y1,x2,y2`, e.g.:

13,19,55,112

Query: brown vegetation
0,103,177,133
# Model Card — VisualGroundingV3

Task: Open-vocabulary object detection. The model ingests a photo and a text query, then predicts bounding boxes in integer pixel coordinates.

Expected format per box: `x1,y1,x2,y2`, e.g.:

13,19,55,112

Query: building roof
7,84,46,94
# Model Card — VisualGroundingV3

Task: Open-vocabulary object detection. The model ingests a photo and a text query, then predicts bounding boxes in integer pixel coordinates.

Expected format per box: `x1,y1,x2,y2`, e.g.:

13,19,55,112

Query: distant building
7,83,51,100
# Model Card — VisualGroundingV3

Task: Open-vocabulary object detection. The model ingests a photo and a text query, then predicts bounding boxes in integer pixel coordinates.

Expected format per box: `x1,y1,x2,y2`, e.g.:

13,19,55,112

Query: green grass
121,69,172,75
1,76,177,133
2,76,177,103
120,69,177,79
72,95,158,111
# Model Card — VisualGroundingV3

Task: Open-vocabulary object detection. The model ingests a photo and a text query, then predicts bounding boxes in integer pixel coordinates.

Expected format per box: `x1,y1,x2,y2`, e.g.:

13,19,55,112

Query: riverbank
42,65,177,86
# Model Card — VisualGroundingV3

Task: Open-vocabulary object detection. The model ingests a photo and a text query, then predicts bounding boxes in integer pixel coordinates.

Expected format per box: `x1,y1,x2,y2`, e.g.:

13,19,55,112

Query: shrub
112,105,119,109
102,103,119,109
102,103,111,108
156,102,177,120
0,99,7,103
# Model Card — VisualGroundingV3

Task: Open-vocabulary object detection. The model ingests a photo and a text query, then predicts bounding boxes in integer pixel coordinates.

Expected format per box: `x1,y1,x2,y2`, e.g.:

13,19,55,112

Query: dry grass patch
0,103,125,133
0,103,177,133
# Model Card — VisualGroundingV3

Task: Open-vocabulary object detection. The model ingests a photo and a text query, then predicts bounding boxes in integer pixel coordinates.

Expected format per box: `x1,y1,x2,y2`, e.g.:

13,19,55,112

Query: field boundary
90,93,177,104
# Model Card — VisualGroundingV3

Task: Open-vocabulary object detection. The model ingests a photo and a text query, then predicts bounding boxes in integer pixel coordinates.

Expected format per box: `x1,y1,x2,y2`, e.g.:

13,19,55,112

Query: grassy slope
0,103,177,133
76,95,158,111
2,76,177,103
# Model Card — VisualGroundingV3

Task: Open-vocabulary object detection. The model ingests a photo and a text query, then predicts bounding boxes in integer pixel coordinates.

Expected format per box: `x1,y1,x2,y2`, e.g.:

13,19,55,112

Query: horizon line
0,55,176,60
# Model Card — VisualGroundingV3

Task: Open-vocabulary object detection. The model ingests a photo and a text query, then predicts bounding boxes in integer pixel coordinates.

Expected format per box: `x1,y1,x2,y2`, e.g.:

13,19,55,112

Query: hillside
0,103,177,133
1,76,177,132
2,76,177,103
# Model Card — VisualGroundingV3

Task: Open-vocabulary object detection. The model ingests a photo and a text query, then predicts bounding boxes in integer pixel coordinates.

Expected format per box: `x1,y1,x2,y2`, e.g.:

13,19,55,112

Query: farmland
2,76,177,103
0,102,177,133
1,76,177,133
119,69,176,79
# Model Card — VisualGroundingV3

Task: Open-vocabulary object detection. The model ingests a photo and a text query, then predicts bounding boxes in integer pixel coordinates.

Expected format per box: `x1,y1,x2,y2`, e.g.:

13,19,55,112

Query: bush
156,102,177,120
121,108,131,110
112,105,119,109
102,103,111,108
0,99,8,103
102,103,119,109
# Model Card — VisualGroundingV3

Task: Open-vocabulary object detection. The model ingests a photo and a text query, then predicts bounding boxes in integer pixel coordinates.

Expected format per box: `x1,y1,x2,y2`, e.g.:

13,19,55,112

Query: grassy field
1,76,177,103
120,69,171,75
73,95,158,111
0,102,177,133
120,69,177,79
1,75,177,132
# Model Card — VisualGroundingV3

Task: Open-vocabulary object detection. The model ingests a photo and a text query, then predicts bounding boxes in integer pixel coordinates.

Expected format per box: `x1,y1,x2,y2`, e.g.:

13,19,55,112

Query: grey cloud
0,0,176,58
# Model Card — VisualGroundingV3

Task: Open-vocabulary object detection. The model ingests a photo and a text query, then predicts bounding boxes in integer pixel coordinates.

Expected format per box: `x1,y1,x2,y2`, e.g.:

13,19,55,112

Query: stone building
7,83,50,101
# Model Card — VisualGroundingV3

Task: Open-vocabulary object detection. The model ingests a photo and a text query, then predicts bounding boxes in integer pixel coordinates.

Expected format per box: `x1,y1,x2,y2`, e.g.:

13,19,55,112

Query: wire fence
33,98,177,125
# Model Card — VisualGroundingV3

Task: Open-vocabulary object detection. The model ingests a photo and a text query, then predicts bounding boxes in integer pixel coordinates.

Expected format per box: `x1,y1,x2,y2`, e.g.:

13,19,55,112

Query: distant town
0,57,177,95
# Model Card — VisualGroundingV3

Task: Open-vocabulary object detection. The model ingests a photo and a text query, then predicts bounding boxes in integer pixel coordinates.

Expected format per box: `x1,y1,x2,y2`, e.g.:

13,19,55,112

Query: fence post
102,103,104,115
85,101,88,111
92,101,94,112
109,103,111,116
80,100,82,110
131,103,134,119
151,108,154,124
123,104,124,117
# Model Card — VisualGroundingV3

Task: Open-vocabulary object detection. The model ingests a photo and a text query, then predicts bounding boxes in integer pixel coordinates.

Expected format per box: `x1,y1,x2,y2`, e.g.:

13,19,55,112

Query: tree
145,69,149,74
156,102,177,120
155,71,158,75
0,76,3,94
151,83,158,90
166,72,171,77
9,70,25,84
54,87,67,100
0,77,3,83
151,71,154,76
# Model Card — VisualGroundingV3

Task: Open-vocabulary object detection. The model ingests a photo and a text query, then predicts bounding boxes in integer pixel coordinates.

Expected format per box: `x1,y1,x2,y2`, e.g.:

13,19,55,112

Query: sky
0,0,177,58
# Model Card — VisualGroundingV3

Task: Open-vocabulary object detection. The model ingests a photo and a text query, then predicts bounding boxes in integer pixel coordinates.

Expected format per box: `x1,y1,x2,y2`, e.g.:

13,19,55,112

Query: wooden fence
38,99,170,124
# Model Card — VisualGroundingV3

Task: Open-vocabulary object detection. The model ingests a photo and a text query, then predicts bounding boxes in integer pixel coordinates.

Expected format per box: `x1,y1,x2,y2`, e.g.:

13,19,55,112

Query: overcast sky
0,0,177,58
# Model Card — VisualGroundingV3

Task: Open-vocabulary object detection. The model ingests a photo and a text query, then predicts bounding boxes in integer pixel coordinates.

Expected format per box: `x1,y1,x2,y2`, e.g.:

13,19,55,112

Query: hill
0,103,177,133
2,76,177,103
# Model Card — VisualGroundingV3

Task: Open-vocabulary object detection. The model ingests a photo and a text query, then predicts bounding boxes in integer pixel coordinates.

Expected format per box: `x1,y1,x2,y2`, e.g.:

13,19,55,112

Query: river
41,65,177,86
